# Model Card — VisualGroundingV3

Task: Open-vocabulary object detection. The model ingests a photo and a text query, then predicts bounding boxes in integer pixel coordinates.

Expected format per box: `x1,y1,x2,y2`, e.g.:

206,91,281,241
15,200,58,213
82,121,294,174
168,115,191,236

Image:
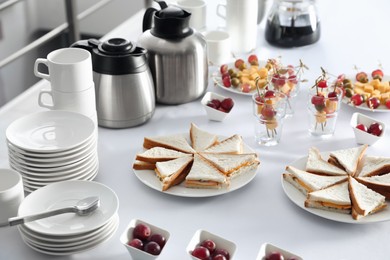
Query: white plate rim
18,180,118,235
281,152,390,224
6,111,96,153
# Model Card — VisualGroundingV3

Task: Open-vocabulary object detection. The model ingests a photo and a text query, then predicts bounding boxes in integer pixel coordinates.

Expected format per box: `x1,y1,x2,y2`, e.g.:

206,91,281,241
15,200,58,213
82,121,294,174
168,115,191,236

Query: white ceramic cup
0,169,24,223
38,84,97,123
176,0,207,31
203,30,231,66
34,48,93,93
217,0,258,53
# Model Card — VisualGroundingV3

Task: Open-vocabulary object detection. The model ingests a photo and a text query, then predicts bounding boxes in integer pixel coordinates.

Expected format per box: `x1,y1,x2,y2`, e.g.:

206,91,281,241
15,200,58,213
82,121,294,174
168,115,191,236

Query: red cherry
248,54,258,65
264,90,276,98
356,123,368,132
311,95,325,106
191,246,210,260
366,97,380,109
220,64,228,75
128,238,143,250
133,224,151,241
368,122,383,136
317,80,327,88
350,94,363,106
371,69,384,80
356,72,368,83
386,99,390,109
234,59,245,69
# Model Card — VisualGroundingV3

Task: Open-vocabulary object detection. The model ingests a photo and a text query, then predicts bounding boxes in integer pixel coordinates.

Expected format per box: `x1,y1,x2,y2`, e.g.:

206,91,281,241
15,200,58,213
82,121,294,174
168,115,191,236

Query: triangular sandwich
356,173,390,199
355,156,390,177
306,147,347,176
143,134,196,154
185,154,227,189
203,134,243,154
155,156,193,191
305,181,351,214
348,176,387,220
133,160,155,170
136,147,190,163
283,165,347,196
199,152,259,178
328,145,368,176
190,123,218,152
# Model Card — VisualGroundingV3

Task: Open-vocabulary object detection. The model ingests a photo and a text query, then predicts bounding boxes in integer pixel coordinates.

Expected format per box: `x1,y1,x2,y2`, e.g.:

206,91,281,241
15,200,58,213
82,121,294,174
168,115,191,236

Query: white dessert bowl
350,112,385,146
120,219,170,260
201,92,234,122
186,229,236,259
256,242,303,260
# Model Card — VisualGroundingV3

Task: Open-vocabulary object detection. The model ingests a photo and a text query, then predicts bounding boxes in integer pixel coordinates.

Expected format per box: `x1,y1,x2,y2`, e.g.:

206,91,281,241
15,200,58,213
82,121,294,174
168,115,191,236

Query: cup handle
216,4,226,19
34,58,50,80
38,89,54,109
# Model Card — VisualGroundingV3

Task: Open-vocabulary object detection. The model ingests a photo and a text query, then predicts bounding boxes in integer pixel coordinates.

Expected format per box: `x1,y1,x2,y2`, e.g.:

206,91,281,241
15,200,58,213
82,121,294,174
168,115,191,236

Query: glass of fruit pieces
307,68,343,137
201,92,234,122
267,59,307,117
350,112,385,146
120,219,170,259
252,89,287,146
187,229,236,260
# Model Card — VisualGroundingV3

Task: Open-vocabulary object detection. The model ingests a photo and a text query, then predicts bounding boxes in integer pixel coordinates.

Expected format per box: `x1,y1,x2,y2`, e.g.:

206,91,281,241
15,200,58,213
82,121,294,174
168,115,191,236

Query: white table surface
1,0,390,259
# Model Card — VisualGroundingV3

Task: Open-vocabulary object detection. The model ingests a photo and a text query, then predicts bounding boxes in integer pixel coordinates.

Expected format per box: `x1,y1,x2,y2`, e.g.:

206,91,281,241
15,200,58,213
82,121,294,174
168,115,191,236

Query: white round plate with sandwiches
281,152,390,224
132,125,260,198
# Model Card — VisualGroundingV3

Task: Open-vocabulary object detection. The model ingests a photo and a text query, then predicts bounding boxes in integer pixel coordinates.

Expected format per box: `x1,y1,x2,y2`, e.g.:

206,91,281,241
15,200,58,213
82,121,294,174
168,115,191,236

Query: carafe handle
142,1,168,32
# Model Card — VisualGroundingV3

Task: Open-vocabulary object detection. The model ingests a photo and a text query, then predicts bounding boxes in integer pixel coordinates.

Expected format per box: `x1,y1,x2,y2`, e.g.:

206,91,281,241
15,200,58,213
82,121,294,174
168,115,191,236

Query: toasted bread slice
355,156,390,177
155,156,193,191
190,123,218,152
283,166,348,196
136,147,190,163
185,154,227,189
356,173,390,199
203,134,243,154
143,134,195,154
306,147,347,176
328,145,368,176
199,152,259,178
348,176,387,220
132,160,155,170
305,181,351,214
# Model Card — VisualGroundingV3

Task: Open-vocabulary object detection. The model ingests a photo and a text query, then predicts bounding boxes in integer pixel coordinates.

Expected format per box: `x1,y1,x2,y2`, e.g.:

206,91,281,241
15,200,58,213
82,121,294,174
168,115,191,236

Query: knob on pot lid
99,38,137,55
157,5,186,18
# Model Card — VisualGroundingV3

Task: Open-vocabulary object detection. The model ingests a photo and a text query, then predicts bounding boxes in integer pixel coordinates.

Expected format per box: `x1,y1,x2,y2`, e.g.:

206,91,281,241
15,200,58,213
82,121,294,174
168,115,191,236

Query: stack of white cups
34,48,98,126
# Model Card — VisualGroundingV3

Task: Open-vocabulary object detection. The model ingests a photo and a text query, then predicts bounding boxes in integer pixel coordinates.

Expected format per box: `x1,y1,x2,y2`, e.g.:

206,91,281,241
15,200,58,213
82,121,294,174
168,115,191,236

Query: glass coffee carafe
265,0,320,47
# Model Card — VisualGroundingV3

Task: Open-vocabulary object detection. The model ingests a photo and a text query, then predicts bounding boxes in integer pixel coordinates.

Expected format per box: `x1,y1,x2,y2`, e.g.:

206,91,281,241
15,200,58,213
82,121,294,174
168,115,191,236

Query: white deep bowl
256,242,303,260
201,92,233,122
120,219,170,260
350,112,385,146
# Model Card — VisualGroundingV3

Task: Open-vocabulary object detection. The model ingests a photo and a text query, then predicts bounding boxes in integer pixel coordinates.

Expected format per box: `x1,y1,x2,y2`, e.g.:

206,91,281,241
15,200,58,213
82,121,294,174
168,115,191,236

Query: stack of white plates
17,180,119,255
6,111,98,193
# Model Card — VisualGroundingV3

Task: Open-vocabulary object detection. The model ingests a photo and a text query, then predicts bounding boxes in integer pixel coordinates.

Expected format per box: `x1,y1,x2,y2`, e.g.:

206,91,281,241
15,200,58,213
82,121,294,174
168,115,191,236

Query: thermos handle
142,7,157,32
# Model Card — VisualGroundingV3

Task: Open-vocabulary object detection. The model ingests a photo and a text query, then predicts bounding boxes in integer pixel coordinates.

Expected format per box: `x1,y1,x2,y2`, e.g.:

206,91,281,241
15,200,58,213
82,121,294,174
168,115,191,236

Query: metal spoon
1,196,100,227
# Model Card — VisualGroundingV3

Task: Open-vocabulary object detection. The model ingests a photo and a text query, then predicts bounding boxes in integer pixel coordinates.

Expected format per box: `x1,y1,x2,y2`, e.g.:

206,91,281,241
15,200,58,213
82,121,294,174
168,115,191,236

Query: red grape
213,249,230,260
288,74,298,84
311,95,325,106
266,251,285,260
220,64,228,75
350,94,363,106
221,98,234,112
222,77,231,88
368,122,383,136
133,224,151,241
327,91,338,101
371,69,384,80
241,83,251,93
234,59,245,69
128,238,143,250
261,106,275,119
366,97,380,109
212,254,227,260
356,123,368,132
211,99,221,108
317,80,327,88
264,90,276,98
356,72,368,83
144,241,161,255
248,54,258,65
386,99,390,109
149,233,166,248
200,239,216,254
191,246,210,260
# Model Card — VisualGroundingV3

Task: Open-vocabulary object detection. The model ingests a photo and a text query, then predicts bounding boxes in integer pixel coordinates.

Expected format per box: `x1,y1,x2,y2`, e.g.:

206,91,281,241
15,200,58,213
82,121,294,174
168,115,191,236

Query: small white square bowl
256,243,303,260
186,229,236,259
201,92,233,122
120,219,170,260
350,112,385,146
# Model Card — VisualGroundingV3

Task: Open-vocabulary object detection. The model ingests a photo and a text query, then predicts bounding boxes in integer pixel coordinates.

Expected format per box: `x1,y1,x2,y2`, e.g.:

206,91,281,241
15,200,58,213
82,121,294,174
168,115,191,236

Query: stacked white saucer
6,111,98,193
17,180,119,255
